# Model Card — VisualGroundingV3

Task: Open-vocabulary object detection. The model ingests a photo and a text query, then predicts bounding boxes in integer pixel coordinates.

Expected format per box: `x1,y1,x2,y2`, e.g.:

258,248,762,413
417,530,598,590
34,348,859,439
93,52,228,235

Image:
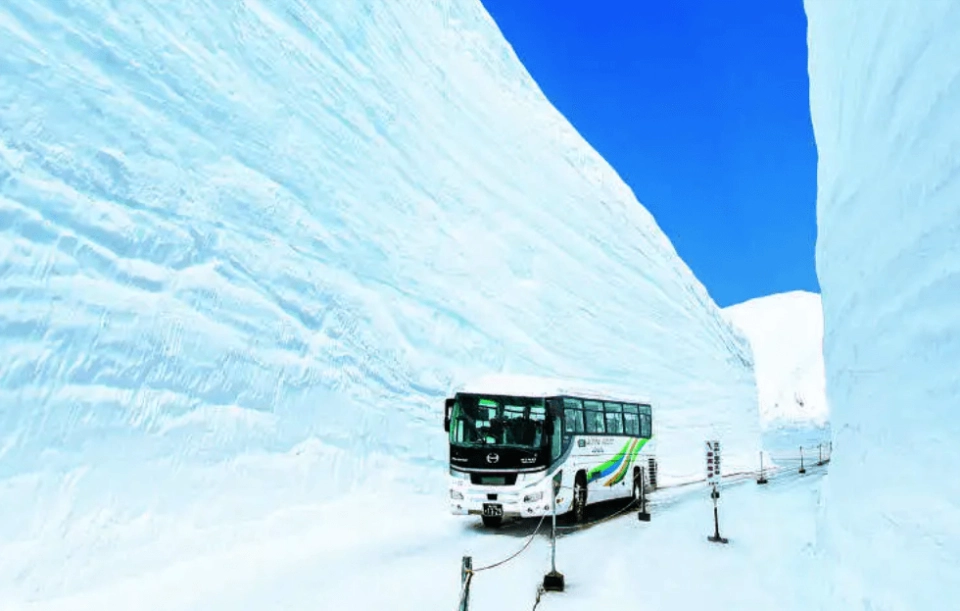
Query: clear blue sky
481,0,819,307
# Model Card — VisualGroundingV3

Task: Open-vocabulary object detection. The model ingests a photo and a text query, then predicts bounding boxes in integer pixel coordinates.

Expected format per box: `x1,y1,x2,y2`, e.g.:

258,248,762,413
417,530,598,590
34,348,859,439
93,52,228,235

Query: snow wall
723,290,828,429
806,0,960,608
0,0,758,601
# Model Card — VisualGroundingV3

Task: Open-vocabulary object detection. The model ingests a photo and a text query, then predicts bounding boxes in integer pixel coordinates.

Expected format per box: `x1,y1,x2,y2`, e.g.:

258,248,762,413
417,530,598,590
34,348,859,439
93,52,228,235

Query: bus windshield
449,394,548,450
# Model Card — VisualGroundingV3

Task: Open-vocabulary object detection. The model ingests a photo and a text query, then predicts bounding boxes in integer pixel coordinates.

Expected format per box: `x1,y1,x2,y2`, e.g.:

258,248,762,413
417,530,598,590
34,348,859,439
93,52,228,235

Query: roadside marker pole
757,450,768,485
707,484,728,544
637,466,651,521
543,471,565,592
705,440,728,544
459,556,472,611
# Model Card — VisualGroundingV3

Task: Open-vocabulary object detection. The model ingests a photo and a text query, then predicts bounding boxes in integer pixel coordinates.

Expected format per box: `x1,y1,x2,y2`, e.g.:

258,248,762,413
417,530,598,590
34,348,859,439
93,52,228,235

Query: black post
460,556,472,611
707,484,728,544
757,450,768,485
543,472,565,592
799,446,806,474
818,443,823,466
638,467,651,521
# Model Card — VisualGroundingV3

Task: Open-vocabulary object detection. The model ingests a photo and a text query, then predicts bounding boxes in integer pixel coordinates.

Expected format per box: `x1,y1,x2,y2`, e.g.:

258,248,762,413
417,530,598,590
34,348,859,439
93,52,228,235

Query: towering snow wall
806,0,960,607
724,291,827,428
0,0,756,600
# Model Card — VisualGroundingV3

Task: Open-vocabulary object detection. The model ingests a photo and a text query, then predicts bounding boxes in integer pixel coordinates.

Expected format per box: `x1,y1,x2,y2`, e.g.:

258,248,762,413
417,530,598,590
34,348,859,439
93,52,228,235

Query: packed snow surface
0,0,759,605
311,469,829,611
806,0,960,607
724,290,828,428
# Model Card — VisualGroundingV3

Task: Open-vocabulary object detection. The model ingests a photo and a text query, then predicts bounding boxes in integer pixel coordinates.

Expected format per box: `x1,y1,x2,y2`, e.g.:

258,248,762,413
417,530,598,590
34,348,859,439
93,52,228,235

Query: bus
444,375,656,527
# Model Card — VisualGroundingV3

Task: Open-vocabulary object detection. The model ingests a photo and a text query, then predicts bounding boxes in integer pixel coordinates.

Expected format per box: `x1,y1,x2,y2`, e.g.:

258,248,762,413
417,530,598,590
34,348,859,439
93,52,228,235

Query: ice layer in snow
0,0,758,604
805,0,960,607
724,290,828,428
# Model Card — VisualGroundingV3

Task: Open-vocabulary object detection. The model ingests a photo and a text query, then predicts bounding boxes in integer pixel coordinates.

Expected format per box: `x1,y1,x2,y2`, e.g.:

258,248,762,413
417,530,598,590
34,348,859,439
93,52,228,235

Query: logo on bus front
486,453,500,464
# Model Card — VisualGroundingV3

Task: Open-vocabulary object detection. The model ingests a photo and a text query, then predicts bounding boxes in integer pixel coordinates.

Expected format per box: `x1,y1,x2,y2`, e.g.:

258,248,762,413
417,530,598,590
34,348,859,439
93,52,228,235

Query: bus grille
470,472,518,486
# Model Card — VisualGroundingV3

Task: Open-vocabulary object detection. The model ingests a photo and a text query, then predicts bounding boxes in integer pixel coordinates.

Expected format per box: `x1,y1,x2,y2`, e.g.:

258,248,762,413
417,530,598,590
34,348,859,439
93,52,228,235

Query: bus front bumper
448,478,571,519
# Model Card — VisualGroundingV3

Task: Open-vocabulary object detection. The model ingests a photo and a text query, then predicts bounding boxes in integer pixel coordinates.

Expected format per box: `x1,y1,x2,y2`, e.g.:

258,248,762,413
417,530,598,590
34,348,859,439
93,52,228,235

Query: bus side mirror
444,398,454,432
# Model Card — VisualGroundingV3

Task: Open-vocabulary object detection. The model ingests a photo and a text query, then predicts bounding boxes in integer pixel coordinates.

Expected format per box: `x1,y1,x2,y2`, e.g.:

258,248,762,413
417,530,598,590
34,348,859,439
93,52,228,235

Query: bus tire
571,472,587,523
481,515,502,528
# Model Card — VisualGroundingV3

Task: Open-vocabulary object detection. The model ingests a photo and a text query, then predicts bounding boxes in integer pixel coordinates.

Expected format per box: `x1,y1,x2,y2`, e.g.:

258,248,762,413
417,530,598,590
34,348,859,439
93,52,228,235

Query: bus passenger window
603,402,623,435
605,411,623,434
582,401,604,434
564,409,584,434
623,412,639,436
640,414,652,438
585,409,605,434
562,398,584,433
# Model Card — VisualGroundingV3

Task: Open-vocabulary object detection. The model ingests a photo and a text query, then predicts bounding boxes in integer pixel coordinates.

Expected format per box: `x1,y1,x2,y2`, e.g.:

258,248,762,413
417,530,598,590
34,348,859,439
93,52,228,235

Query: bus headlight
523,491,543,503
450,469,469,480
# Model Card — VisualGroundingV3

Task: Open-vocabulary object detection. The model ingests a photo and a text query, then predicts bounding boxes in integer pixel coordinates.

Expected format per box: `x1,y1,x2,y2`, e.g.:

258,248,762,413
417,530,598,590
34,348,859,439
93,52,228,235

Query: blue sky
481,0,818,307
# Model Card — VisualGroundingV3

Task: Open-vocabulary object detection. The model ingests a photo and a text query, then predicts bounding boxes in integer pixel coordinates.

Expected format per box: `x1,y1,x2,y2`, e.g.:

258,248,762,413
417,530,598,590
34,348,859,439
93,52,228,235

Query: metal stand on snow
542,472,565,592
757,450,768,485
637,467,651,522
799,446,807,474
705,440,728,544
707,484,728,544
459,556,472,611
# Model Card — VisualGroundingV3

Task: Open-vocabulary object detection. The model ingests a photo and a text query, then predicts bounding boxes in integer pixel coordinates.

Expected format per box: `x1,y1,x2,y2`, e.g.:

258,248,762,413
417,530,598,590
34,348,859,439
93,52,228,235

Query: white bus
444,375,656,527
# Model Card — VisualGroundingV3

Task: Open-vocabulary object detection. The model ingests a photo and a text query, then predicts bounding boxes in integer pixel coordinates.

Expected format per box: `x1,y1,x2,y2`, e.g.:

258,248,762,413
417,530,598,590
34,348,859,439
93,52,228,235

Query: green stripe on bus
606,438,648,486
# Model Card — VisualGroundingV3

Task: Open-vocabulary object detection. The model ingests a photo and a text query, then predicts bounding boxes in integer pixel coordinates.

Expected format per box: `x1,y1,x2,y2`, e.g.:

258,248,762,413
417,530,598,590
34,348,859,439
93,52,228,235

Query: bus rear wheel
481,515,502,528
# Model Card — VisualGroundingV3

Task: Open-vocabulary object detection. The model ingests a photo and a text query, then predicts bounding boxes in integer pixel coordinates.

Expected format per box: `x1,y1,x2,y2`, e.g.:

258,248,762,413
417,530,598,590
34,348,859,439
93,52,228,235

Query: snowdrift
724,290,828,428
1,0,757,602
806,0,960,607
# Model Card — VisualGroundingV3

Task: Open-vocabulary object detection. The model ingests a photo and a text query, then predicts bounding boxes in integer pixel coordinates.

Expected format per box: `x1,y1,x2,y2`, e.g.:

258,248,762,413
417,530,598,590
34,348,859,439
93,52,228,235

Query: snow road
8,457,824,611
323,464,827,611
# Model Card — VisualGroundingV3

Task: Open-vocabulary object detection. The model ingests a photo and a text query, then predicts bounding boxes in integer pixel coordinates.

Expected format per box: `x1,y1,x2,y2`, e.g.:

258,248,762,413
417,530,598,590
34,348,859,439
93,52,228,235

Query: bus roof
453,373,652,406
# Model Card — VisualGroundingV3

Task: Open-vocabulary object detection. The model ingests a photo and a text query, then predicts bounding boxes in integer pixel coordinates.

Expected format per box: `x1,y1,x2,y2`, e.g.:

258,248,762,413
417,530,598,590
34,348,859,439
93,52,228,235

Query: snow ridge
723,290,827,428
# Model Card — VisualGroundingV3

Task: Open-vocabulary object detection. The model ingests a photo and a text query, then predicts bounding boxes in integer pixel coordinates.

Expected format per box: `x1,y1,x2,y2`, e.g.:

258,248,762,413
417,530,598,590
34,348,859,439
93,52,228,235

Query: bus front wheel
571,473,587,523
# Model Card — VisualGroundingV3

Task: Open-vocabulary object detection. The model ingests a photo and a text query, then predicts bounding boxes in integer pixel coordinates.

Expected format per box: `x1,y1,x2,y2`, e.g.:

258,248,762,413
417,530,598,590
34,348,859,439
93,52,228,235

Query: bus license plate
482,503,503,517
